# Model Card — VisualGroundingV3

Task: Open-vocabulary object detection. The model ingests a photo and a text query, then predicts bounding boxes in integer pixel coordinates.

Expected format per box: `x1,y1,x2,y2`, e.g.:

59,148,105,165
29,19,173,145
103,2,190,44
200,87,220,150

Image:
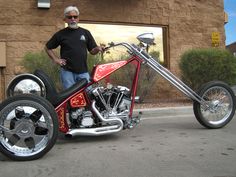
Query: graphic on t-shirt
80,35,86,41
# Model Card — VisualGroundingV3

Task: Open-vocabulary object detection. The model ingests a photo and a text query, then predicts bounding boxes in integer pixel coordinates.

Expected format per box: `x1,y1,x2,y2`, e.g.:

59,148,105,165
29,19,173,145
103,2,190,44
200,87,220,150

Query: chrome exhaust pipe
66,101,124,136
66,125,122,136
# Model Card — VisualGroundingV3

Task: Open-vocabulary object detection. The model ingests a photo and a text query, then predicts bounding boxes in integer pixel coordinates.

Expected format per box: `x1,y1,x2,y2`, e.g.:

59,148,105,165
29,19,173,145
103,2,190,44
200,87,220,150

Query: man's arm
45,46,66,66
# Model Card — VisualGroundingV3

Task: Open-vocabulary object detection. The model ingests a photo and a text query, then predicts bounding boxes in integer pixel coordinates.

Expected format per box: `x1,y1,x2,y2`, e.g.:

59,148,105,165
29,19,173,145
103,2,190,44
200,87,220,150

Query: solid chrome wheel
0,94,58,161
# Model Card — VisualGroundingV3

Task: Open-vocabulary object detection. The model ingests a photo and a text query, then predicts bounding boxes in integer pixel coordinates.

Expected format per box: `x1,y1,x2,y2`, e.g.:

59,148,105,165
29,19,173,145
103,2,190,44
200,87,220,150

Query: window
78,23,168,66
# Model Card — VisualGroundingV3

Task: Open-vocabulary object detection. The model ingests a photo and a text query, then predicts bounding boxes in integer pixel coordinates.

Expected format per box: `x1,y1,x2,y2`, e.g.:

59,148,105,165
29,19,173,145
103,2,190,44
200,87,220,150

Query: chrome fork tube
107,43,207,106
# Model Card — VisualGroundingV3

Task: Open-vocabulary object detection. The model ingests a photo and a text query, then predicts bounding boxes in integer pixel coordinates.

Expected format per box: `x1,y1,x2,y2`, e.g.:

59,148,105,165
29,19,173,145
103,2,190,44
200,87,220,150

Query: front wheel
0,94,58,161
193,81,236,129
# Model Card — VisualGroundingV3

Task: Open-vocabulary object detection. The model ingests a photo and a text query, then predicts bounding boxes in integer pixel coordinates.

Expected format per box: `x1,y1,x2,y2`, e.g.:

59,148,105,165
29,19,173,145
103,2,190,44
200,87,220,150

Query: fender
6,73,46,98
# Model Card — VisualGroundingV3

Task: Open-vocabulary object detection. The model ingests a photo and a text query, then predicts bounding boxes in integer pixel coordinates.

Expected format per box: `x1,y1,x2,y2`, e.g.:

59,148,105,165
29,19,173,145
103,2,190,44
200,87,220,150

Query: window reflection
79,23,164,63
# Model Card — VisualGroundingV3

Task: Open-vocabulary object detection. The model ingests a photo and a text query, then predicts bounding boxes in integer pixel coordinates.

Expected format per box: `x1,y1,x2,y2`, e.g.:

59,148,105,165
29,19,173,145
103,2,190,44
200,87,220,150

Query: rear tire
193,81,236,129
6,74,46,98
0,94,58,161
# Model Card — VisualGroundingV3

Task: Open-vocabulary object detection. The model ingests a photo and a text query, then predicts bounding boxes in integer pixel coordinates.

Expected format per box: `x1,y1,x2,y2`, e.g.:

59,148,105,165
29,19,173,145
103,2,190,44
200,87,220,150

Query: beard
68,22,78,29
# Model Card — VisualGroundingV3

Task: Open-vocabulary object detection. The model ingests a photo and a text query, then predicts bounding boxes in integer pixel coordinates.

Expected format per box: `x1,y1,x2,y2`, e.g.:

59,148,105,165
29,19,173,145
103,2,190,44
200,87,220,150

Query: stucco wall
0,0,225,101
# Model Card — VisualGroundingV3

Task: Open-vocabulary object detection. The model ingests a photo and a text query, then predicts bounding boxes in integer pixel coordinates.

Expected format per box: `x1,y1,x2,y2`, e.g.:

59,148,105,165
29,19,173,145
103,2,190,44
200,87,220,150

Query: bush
136,50,160,102
87,53,104,72
179,48,236,90
107,51,160,102
21,51,62,90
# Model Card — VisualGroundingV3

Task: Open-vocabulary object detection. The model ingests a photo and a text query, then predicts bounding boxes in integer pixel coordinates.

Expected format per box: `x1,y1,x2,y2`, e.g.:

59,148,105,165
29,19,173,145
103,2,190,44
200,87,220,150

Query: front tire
193,81,236,129
0,94,58,161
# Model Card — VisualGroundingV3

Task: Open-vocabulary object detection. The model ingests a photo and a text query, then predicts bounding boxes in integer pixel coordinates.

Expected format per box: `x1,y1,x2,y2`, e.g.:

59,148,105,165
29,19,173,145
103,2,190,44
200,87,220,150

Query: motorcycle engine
90,84,131,121
69,84,131,128
70,108,94,128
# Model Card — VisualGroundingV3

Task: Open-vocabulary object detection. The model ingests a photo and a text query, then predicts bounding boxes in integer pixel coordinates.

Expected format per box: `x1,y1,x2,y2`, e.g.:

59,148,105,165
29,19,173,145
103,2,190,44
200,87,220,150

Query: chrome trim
6,73,46,98
66,101,124,136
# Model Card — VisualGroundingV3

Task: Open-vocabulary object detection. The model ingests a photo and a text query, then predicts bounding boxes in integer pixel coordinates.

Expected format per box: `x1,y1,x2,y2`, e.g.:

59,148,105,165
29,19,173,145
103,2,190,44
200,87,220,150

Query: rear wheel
6,74,46,98
0,94,58,161
193,81,236,129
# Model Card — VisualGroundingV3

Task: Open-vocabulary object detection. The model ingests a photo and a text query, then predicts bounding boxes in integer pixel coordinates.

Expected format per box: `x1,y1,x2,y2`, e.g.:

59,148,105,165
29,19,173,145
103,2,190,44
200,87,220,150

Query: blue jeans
60,68,90,89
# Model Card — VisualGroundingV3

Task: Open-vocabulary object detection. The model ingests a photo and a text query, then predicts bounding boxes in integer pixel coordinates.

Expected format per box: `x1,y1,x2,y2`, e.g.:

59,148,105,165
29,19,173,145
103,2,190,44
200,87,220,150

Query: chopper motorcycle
0,33,235,161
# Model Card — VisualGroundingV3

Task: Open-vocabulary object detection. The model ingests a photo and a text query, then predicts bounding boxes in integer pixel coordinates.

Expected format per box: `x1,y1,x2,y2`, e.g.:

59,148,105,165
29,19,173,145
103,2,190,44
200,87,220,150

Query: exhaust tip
65,134,73,138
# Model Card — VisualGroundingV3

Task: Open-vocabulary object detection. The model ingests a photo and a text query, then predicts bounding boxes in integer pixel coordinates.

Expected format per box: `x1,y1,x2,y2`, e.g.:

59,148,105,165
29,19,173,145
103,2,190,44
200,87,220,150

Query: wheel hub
14,119,35,138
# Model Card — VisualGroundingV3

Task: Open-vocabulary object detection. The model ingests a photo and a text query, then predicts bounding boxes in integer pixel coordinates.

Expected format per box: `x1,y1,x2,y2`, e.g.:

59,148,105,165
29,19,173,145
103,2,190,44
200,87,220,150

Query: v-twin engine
91,84,132,121
66,84,134,136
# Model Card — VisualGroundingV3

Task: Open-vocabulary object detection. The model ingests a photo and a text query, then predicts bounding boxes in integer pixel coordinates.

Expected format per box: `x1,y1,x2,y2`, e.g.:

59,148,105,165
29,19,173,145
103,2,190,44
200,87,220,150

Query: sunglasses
66,16,78,19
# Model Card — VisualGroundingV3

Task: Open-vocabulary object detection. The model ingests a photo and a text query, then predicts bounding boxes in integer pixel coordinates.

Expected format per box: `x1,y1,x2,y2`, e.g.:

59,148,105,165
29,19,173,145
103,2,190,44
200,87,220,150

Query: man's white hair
64,6,79,16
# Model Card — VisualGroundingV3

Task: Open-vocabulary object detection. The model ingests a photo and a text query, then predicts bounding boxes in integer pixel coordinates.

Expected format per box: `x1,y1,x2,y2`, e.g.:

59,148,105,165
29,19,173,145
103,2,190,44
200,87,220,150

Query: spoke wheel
0,94,58,161
193,81,236,129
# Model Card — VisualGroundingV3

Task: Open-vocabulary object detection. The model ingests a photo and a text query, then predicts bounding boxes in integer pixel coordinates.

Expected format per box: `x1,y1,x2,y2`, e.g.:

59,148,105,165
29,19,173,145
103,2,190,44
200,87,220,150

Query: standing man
45,5,103,89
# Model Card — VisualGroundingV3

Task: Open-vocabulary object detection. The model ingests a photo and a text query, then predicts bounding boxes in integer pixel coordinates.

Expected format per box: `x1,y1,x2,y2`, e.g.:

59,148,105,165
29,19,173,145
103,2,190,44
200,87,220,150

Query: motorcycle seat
33,69,88,107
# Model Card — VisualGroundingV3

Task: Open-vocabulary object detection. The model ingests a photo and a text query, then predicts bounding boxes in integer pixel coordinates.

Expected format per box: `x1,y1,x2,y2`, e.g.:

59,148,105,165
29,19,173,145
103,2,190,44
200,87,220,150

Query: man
45,5,103,89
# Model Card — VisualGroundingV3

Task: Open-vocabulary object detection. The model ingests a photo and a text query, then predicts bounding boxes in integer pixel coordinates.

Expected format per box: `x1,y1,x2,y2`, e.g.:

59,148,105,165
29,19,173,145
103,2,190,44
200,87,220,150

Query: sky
224,0,236,45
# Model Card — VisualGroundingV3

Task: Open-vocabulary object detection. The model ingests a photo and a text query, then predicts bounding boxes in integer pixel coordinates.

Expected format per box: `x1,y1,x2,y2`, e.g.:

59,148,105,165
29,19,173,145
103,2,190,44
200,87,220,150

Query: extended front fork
142,55,210,109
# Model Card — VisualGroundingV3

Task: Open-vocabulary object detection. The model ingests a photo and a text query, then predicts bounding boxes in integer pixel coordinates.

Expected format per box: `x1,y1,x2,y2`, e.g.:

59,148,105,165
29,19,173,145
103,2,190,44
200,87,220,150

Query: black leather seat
34,69,88,107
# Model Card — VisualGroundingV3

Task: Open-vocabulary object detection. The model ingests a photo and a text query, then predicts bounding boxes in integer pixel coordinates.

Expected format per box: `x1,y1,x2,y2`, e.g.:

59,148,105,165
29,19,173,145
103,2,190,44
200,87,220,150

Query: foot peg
128,111,142,129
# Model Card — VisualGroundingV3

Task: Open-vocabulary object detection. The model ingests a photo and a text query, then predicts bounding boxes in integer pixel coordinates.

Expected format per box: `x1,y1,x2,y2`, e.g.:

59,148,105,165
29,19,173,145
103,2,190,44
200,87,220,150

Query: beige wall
0,0,225,101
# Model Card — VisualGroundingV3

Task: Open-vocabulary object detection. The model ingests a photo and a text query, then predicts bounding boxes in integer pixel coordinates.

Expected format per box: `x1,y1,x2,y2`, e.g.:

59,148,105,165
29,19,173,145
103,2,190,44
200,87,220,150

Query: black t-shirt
46,27,97,73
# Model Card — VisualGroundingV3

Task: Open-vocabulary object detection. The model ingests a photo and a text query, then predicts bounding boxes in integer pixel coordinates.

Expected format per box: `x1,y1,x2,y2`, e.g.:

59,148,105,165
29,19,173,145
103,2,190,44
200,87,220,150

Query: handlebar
103,42,152,61
104,42,133,51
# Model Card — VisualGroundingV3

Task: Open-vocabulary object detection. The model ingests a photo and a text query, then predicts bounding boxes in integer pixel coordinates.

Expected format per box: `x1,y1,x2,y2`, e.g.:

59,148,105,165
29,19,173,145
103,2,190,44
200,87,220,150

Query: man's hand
45,46,67,66
90,45,106,55
55,58,67,66
99,44,106,52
